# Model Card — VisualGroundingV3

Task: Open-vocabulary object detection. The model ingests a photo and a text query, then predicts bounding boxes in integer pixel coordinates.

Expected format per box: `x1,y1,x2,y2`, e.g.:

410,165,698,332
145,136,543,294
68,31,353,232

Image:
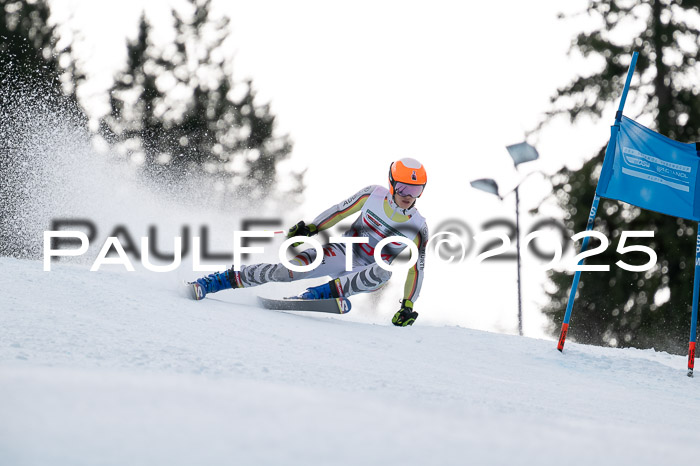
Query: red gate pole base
557,323,569,352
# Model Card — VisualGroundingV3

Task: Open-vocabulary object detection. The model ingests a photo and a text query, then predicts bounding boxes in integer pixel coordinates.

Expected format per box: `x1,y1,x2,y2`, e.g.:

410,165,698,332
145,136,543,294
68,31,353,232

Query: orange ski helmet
388,158,427,198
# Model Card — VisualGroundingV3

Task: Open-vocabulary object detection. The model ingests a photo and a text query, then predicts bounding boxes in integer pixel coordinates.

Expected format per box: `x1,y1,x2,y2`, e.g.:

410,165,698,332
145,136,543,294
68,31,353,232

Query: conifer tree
100,13,167,172
103,1,300,204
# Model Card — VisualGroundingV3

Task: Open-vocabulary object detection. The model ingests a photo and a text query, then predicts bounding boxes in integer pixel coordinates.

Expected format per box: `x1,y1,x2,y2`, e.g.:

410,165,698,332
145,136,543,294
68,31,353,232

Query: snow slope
1,256,699,466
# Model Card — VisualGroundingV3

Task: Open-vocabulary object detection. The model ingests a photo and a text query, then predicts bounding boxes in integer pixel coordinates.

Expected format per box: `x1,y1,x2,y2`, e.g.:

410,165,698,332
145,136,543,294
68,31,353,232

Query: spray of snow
0,84,290,269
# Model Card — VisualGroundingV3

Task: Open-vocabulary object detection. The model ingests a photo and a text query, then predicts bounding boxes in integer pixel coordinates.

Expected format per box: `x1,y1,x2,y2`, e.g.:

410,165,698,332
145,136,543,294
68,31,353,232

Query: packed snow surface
1,256,699,465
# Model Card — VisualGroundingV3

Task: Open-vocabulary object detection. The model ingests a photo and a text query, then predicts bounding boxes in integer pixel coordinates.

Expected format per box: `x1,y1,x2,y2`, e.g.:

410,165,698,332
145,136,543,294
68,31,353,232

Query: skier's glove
287,221,318,247
392,299,418,327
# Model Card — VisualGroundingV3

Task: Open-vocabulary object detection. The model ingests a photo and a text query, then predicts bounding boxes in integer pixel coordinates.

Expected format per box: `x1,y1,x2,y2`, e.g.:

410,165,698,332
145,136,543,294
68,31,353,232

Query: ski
184,280,205,301
257,296,352,314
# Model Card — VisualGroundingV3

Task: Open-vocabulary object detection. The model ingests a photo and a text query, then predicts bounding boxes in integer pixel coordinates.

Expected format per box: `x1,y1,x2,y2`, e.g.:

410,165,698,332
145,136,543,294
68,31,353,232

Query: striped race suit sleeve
311,185,376,231
403,221,428,302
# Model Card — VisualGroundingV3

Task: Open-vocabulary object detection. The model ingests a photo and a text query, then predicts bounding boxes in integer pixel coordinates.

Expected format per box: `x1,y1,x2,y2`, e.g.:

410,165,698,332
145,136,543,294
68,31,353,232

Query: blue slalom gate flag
559,51,700,376
597,116,700,221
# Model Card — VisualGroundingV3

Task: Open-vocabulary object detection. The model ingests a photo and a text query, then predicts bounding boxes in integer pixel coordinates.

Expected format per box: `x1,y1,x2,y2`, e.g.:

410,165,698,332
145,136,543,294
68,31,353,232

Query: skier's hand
392,299,418,327
287,221,318,247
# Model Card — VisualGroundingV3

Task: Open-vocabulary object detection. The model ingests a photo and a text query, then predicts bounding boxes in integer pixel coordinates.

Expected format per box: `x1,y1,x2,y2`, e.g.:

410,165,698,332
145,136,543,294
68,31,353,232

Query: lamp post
470,142,539,336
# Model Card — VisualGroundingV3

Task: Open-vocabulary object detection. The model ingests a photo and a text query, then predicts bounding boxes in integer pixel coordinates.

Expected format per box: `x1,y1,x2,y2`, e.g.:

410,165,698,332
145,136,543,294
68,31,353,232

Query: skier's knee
271,265,294,282
373,265,392,283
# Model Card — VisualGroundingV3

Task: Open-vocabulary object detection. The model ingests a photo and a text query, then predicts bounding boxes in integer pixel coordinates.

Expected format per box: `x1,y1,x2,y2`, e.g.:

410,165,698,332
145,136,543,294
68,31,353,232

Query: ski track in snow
1,256,699,466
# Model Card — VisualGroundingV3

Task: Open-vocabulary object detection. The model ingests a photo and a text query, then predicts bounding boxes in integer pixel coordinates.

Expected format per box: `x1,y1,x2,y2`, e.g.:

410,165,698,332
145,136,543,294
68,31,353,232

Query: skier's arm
403,222,428,303
310,185,375,232
286,186,375,244
393,222,428,327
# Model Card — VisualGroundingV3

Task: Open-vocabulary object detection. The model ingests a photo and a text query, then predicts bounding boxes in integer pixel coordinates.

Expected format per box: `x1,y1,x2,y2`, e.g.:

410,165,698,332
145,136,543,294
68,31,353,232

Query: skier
189,158,429,327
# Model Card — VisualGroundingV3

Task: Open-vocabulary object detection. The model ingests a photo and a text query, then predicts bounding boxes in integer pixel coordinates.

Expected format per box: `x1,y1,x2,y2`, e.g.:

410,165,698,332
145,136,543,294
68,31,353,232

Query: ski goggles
394,182,424,198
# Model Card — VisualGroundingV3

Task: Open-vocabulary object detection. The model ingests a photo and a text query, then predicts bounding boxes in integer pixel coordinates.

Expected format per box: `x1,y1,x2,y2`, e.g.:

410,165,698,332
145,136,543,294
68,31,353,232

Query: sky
46,0,633,337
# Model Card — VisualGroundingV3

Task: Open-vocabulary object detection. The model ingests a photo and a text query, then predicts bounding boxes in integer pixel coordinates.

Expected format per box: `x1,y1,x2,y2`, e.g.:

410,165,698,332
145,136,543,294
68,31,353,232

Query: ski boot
189,269,241,300
299,278,344,300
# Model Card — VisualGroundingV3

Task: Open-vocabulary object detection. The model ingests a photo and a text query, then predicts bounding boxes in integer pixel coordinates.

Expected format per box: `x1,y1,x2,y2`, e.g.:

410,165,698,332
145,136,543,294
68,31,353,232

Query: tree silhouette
102,0,301,205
